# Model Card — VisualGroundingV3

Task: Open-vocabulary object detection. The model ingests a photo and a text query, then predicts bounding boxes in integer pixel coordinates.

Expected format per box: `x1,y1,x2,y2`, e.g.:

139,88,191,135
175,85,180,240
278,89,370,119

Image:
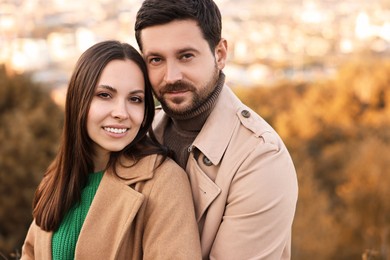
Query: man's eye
181,53,194,60
149,57,162,64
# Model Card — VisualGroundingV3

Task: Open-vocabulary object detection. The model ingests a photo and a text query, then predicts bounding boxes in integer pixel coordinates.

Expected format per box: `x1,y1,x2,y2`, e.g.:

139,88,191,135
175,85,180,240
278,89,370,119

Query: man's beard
156,66,220,117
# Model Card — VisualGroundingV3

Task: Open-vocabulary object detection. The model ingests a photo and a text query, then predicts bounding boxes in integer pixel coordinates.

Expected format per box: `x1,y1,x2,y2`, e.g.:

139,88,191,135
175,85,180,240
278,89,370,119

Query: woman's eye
97,92,111,98
130,96,143,103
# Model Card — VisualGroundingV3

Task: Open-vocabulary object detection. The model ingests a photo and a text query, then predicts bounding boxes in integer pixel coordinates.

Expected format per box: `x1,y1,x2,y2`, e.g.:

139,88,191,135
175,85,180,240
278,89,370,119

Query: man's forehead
140,21,206,55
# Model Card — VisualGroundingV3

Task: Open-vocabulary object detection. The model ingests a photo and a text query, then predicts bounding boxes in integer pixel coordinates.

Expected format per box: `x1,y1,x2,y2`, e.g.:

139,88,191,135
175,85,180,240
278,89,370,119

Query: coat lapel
35,226,52,259
192,86,240,166
75,171,144,259
187,155,221,222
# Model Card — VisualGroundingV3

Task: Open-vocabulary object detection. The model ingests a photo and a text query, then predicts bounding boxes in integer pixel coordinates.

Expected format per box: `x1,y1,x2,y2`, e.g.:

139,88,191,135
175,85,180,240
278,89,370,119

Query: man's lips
165,90,188,94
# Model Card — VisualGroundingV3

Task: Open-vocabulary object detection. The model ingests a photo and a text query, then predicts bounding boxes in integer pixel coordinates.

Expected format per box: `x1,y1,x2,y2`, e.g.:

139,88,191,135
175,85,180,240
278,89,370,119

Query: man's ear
215,38,227,70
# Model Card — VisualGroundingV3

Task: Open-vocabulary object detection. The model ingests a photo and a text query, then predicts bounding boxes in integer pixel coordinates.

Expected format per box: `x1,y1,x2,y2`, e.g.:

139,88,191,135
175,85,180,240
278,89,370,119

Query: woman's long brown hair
33,40,169,231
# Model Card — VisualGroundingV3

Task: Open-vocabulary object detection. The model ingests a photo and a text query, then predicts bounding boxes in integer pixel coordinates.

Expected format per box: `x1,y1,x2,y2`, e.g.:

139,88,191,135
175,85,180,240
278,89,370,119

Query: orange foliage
234,57,390,259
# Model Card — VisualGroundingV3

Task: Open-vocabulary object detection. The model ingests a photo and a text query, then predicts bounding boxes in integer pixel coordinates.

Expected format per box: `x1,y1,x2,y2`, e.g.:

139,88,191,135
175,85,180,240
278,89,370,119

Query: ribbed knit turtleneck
52,171,104,260
163,73,225,168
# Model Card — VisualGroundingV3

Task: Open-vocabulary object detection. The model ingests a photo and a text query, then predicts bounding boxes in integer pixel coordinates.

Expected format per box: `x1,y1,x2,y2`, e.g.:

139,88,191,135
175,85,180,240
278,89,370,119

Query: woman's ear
215,38,227,70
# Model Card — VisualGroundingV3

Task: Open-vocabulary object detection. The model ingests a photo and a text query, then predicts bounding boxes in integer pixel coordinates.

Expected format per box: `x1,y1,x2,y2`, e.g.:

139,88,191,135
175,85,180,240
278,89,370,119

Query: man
135,0,298,259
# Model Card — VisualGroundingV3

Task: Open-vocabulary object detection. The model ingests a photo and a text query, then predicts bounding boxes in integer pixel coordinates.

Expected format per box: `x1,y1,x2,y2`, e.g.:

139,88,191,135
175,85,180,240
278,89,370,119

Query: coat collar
34,156,158,259
114,154,158,185
154,86,242,166
75,171,144,259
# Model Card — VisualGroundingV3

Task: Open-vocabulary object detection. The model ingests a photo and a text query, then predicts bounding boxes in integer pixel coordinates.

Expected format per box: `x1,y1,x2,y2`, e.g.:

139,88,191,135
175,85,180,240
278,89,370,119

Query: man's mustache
160,81,195,94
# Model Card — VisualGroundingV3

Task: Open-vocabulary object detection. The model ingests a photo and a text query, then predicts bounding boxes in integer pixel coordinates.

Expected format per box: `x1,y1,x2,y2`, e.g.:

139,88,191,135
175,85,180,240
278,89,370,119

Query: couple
22,0,298,259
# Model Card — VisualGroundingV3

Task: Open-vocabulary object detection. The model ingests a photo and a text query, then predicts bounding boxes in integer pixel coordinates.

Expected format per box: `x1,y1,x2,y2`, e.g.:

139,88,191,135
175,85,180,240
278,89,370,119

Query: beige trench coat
21,155,202,260
153,86,298,260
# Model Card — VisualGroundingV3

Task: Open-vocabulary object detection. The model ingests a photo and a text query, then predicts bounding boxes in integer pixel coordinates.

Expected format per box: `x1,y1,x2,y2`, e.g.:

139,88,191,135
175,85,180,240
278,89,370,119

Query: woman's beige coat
21,155,202,260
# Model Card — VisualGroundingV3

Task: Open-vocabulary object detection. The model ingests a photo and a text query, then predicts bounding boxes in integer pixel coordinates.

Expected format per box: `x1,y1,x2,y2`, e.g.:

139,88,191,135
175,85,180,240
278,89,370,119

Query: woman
21,40,201,259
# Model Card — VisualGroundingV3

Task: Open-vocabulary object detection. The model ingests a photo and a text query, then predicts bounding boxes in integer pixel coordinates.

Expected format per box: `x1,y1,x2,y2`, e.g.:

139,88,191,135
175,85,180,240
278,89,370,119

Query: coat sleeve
142,159,202,260
20,221,36,260
210,137,298,260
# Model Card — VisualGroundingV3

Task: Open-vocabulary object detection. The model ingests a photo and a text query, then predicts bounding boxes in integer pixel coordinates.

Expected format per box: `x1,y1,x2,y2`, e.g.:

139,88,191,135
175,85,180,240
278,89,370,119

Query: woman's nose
111,100,129,120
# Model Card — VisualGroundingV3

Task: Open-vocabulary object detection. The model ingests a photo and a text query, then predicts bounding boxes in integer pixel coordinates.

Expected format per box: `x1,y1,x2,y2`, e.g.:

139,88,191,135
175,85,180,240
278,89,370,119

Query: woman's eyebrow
129,89,145,95
98,85,145,95
97,84,117,93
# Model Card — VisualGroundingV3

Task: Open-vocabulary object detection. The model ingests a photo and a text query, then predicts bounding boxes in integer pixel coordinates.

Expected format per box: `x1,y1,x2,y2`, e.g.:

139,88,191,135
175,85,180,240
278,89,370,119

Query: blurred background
1,0,390,259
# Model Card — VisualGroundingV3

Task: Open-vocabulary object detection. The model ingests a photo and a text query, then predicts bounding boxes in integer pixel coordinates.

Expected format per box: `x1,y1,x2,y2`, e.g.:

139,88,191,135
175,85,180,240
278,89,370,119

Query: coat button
203,156,213,166
241,110,251,118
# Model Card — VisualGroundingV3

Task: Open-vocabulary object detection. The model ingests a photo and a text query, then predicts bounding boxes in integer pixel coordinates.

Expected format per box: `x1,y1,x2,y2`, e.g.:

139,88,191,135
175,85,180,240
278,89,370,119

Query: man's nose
164,61,183,84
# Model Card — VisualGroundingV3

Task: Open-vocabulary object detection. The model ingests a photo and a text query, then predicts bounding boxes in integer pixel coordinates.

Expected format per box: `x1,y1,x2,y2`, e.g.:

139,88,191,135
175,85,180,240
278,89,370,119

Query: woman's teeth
104,127,128,134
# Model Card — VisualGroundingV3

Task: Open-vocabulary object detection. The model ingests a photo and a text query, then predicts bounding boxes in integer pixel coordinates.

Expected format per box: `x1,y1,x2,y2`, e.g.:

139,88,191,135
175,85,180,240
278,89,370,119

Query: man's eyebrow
143,51,160,58
144,47,200,57
177,47,199,54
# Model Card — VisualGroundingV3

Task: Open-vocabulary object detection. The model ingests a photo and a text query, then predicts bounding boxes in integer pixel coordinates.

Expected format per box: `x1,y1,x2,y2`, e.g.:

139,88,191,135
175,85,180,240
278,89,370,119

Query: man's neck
168,72,225,131
162,72,225,168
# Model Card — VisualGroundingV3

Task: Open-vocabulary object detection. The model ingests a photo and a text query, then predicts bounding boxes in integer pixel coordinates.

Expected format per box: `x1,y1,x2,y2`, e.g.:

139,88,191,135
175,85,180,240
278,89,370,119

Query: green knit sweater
52,171,104,260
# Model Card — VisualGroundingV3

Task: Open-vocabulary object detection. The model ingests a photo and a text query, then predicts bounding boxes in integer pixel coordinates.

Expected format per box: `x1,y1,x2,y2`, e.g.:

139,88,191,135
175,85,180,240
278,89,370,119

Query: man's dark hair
135,0,222,52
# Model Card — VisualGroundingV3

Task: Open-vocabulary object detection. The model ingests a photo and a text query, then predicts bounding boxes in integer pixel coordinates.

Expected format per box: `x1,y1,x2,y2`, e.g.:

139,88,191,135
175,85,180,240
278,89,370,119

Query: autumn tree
0,66,63,256
234,56,390,259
